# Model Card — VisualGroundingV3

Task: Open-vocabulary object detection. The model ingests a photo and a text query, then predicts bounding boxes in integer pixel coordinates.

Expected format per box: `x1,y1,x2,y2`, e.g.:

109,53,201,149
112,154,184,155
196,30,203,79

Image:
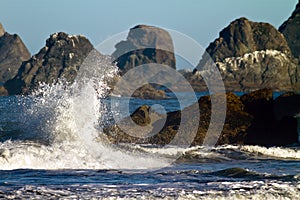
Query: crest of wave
3,51,171,170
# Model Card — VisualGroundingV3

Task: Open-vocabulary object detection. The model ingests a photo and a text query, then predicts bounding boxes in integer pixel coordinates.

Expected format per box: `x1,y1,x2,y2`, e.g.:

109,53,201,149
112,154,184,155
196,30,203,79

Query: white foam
69,53,74,59
240,145,300,159
5,180,299,199
0,55,171,170
0,140,171,170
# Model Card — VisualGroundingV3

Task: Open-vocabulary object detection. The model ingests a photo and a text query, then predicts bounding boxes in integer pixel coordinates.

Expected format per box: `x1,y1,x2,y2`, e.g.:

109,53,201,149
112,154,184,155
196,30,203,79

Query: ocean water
0,60,299,199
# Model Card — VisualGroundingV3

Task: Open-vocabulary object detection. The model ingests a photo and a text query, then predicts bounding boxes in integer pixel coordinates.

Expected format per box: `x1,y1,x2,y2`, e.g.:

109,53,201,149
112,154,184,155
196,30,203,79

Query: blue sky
0,0,298,55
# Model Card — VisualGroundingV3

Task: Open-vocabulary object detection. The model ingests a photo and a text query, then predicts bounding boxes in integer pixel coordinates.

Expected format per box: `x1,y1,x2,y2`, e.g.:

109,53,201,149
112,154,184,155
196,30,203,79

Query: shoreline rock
104,89,299,147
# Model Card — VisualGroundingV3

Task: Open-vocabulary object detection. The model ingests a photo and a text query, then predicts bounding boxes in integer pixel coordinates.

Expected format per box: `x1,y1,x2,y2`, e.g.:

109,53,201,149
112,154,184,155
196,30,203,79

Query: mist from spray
0,52,171,170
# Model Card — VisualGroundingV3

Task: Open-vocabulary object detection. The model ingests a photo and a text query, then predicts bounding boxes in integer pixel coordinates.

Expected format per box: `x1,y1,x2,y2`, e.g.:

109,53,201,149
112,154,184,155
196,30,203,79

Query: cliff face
279,0,300,59
0,23,31,83
5,32,94,95
112,25,176,74
194,18,299,91
214,49,298,91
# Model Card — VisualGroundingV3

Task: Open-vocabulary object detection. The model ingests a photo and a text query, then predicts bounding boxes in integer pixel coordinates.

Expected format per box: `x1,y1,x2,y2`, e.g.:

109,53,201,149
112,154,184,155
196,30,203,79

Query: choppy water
0,143,299,199
0,57,299,199
0,95,299,200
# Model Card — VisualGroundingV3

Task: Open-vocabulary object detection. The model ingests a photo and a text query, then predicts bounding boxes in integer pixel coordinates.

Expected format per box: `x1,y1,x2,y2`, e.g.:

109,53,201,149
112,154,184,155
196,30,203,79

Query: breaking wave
0,54,172,170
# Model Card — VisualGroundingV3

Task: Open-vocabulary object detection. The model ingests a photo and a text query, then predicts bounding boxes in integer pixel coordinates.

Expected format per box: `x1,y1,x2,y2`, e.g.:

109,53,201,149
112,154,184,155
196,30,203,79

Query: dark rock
104,105,166,144
274,92,300,120
193,18,299,91
131,105,151,126
241,89,298,146
202,17,290,62
195,92,252,145
0,23,31,84
4,32,94,95
105,89,299,146
112,25,176,74
240,88,273,117
110,25,176,99
279,1,300,59
105,92,252,146
146,102,199,145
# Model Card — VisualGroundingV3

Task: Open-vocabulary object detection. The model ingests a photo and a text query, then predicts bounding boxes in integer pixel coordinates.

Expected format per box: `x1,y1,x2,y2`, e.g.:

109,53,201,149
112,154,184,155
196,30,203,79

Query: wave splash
0,52,299,170
0,53,171,170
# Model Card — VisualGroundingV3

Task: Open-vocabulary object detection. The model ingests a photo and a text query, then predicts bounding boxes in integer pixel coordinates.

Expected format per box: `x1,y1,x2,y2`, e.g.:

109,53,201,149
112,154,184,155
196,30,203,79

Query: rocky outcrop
112,25,176,74
104,105,166,144
130,105,151,126
0,23,30,84
279,1,300,59
193,17,299,92
109,25,176,99
105,89,299,146
132,84,168,99
148,92,253,146
241,89,298,146
4,32,94,95
201,17,290,62
274,92,300,120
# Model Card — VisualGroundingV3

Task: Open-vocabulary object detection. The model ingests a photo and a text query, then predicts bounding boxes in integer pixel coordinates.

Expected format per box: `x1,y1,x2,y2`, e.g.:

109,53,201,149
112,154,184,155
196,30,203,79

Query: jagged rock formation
193,17,299,91
4,32,94,95
279,0,300,59
0,23,30,83
112,25,176,74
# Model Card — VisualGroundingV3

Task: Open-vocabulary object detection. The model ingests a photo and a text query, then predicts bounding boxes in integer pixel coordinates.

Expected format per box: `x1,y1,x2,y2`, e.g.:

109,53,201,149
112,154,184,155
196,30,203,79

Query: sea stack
0,23,31,84
112,25,176,74
110,25,176,99
193,17,299,92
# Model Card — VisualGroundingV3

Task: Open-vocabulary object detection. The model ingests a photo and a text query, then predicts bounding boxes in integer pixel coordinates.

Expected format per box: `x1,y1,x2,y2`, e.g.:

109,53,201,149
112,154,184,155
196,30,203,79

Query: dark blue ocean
0,91,299,200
